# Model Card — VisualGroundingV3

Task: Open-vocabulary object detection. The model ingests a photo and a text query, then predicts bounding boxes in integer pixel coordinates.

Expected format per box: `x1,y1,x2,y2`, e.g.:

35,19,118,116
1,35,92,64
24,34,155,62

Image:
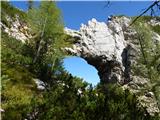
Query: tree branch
129,0,160,26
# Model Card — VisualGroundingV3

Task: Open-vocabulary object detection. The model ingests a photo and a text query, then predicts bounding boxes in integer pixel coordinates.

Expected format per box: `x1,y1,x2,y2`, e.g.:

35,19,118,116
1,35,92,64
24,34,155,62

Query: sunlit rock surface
65,17,127,84
1,15,31,42
65,16,160,116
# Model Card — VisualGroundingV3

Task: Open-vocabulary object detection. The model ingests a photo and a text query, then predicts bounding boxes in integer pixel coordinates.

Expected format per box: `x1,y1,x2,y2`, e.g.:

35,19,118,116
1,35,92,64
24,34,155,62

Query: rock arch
64,17,160,115
64,17,131,84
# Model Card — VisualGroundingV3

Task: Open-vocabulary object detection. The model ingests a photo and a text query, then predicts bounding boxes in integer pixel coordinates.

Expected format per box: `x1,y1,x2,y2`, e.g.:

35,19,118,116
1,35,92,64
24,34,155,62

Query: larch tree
27,1,65,82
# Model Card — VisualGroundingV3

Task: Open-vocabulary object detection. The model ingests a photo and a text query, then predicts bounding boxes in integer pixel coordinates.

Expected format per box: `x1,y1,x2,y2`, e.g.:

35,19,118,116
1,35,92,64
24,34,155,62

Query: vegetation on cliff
1,1,160,120
133,20,160,109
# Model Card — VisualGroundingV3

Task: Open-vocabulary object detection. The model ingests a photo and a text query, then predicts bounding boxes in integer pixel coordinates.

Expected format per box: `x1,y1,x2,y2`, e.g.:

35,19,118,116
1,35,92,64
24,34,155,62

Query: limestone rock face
65,18,128,84
148,17,160,26
65,16,160,116
33,79,45,90
1,15,31,42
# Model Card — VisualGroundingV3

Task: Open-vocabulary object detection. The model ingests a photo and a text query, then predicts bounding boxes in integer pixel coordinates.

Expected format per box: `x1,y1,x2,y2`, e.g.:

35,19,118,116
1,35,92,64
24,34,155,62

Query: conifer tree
27,1,65,82
134,21,160,109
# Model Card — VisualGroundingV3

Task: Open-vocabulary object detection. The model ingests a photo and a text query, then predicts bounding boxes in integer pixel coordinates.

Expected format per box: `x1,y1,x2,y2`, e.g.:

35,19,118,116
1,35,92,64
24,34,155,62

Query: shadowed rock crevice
121,45,132,84
86,58,121,84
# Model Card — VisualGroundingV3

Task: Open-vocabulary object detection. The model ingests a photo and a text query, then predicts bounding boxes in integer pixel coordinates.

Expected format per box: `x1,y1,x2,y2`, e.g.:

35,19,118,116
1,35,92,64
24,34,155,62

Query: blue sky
63,57,100,86
57,1,153,30
10,1,155,85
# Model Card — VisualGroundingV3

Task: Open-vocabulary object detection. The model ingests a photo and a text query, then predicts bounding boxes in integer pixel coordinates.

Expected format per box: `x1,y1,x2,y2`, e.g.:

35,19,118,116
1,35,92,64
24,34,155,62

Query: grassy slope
1,2,40,119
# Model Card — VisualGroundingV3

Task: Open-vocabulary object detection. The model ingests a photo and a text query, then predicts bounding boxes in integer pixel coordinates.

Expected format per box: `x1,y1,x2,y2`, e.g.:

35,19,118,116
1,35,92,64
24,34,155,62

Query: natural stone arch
64,17,130,84
63,17,160,115
65,54,124,84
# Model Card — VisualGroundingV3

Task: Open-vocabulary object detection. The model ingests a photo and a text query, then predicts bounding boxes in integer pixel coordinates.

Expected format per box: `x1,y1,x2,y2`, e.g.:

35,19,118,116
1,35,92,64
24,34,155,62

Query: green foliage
133,21,160,81
25,71,87,120
1,32,32,66
133,21,160,112
1,29,36,120
2,85,34,120
1,63,35,85
1,31,35,84
27,80,153,120
95,84,150,120
132,16,160,23
1,1,26,27
1,63,36,120
131,16,160,35
151,25,160,34
27,1,67,80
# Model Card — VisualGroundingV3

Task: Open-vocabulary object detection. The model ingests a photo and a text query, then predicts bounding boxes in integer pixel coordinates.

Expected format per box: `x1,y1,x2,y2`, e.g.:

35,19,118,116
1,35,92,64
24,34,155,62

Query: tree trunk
33,17,47,64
